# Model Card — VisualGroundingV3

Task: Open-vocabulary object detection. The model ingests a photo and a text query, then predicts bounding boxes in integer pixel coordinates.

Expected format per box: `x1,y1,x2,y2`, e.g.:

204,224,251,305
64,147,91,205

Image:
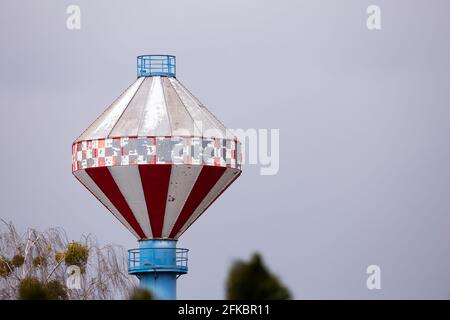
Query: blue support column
128,239,188,300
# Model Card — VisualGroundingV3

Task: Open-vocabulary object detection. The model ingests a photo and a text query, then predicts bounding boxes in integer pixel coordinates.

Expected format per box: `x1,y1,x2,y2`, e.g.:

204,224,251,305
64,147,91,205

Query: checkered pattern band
72,136,241,172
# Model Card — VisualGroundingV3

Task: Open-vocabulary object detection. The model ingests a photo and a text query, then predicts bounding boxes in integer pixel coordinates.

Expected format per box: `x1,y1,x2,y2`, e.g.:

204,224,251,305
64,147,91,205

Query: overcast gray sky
1,0,450,299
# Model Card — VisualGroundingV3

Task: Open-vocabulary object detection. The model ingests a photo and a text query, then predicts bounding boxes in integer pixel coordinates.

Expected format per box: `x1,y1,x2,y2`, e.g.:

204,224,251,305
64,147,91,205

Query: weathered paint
74,57,241,241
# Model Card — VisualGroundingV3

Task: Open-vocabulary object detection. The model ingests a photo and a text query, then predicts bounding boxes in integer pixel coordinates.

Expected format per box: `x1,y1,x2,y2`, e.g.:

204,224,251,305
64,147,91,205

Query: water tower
72,55,241,299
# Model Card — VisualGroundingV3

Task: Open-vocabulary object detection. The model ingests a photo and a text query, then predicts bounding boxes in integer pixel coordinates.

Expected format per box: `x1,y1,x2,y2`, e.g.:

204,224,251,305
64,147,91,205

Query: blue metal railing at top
137,55,176,77
128,247,188,274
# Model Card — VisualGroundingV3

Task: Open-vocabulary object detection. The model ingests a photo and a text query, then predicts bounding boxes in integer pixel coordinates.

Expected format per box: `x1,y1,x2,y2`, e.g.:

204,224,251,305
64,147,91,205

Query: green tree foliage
18,277,49,300
46,279,68,300
11,254,25,268
17,277,67,300
226,253,291,300
0,257,12,277
32,255,46,267
0,221,134,299
129,287,154,300
54,252,65,263
64,242,89,272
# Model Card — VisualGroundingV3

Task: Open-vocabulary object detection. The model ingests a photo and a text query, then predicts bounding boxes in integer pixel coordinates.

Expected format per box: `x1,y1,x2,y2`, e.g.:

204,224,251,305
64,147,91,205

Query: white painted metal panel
200,107,236,140
168,78,224,138
173,78,233,139
161,77,198,137
161,165,203,238
73,170,139,238
138,76,172,136
175,167,240,238
108,166,153,238
75,77,144,142
109,77,153,137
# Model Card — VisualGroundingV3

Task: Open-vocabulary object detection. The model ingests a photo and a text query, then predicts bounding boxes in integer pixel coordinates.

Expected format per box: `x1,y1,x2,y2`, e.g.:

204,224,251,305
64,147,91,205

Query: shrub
129,288,153,300
46,279,67,300
226,253,291,300
64,242,89,272
0,258,12,277
32,255,46,267
17,277,49,300
55,252,65,263
11,255,25,268
17,277,68,300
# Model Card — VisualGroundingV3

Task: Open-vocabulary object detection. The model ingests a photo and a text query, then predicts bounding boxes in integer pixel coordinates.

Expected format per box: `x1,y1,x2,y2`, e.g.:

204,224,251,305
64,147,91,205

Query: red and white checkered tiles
72,136,241,172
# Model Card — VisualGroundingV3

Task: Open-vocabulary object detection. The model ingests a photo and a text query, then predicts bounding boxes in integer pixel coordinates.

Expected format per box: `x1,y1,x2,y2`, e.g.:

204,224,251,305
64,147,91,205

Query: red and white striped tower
72,55,241,299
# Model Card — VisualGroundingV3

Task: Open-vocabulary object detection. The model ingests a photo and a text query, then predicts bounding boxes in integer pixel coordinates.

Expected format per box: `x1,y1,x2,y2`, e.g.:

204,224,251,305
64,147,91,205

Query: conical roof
75,76,235,142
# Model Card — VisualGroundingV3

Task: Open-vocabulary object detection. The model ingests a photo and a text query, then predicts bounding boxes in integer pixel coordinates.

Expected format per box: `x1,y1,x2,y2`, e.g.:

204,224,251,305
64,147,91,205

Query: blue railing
128,247,188,274
137,55,176,77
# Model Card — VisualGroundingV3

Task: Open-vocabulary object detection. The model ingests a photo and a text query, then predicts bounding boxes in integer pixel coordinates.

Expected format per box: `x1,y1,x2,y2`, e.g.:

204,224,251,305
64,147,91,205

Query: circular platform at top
137,55,176,77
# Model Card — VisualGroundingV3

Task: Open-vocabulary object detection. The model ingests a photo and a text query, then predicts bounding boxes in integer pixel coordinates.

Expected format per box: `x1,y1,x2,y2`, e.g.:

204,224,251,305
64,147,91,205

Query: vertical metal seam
176,79,228,133
161,77,173,136
107,77,147,138
75,77,144,142
167,77,201,136
169,166,227,238
159,77,174,136
73,171,139,238
108,166,153,239
173,79,225,137
136,77,154,135
176,169,241,239
162,165,203,238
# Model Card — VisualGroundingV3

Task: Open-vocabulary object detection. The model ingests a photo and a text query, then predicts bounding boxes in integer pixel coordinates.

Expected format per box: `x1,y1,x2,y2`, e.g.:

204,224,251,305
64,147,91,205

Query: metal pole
128,239,188,300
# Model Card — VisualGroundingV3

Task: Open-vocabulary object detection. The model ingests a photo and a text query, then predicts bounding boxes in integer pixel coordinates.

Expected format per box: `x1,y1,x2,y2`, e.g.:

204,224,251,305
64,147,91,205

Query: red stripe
85,167,146,238
139,164,172,238
176,170,241,238
73,172,138,238
169,166,227,238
